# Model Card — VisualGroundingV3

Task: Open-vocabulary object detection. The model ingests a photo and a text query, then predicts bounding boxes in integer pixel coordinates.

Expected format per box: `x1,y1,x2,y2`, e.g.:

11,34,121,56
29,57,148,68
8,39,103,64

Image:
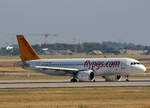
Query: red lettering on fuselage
84,60,120,70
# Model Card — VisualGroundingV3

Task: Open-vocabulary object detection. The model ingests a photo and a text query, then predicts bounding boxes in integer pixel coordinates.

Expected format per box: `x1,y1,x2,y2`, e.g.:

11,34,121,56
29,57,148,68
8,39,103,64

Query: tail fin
16,35,42,61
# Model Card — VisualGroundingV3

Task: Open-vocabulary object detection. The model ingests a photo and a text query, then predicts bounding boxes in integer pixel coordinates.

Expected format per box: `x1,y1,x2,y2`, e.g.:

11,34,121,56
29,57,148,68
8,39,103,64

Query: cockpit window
131,62,140,65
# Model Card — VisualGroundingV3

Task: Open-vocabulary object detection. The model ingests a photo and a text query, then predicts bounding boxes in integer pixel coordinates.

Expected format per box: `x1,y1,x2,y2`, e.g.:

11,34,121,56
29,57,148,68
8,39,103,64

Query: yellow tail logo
16,35,42,61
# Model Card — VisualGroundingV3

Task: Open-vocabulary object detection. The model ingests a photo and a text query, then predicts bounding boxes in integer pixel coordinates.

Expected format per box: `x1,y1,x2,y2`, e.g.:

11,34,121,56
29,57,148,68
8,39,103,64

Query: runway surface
0,73,150,76
0,79,150,89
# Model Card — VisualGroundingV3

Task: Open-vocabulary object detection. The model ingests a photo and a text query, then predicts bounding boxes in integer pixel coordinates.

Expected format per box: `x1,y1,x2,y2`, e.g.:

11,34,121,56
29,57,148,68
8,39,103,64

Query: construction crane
41,33,57,45
0,33,57,47
27,33,58,45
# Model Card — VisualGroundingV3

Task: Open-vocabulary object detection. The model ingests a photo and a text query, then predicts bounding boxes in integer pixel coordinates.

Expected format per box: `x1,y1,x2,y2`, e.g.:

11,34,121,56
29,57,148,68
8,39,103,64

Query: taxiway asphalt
0,79,150,89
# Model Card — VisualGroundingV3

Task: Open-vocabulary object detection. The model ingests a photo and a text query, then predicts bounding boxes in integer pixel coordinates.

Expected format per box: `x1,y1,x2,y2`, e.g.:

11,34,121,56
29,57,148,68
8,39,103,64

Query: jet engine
77,70,95,81
102,75,122,81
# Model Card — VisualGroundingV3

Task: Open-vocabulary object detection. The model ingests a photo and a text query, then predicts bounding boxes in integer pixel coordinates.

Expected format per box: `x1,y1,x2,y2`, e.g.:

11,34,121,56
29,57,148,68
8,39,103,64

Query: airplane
15,34,147,82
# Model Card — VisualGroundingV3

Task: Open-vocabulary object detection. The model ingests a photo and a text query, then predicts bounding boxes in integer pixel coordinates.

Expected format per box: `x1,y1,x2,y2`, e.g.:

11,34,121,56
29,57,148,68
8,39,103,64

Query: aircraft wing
34,66,80,72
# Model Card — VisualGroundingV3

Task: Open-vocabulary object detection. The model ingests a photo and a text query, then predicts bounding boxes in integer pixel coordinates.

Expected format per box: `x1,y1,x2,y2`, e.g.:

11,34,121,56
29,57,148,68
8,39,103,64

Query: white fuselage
25,58,146,76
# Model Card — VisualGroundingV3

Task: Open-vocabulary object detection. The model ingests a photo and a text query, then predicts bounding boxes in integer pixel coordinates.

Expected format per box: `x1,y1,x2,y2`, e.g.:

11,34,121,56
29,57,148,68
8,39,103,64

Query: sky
0,0,150,47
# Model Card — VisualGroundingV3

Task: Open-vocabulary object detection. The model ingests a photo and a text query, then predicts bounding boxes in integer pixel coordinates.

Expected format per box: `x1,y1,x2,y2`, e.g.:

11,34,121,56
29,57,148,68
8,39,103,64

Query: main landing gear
70,72,78,82
125,75,129,82
70,78,78,82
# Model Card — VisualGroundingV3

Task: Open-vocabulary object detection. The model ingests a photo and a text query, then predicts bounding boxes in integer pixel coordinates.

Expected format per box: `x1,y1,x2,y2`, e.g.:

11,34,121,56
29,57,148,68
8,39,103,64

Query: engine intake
77,70,95,81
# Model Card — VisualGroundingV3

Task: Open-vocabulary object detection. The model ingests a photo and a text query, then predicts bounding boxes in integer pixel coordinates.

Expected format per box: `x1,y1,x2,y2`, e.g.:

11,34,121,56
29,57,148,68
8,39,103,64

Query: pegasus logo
20,37,36,57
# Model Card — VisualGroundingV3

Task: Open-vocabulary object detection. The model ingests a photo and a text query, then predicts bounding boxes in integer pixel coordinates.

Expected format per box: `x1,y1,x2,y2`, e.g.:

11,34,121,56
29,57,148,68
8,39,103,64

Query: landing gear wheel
125,75,129,82
93,79,96,82
70,78,78,82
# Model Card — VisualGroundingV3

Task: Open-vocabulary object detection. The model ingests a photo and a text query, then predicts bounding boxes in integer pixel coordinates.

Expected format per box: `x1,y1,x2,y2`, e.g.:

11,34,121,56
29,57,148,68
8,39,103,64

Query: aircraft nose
140,65,146,72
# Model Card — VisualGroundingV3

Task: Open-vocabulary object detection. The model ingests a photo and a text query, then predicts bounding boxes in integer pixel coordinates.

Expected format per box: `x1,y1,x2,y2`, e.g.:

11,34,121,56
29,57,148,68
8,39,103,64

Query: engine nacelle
77,70,95,81
102,75,122,82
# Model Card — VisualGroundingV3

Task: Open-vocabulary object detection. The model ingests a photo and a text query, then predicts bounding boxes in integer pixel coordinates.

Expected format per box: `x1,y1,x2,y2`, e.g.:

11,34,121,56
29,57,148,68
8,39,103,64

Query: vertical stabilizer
16,35,42,61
